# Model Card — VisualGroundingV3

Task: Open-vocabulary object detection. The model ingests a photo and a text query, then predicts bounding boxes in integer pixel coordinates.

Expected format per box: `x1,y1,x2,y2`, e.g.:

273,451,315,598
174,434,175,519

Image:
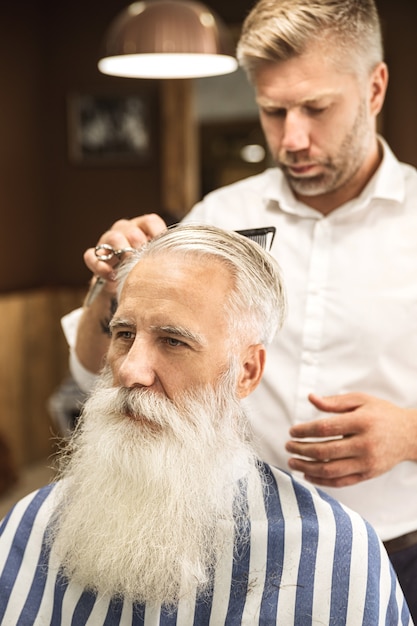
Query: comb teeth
235,227,276,251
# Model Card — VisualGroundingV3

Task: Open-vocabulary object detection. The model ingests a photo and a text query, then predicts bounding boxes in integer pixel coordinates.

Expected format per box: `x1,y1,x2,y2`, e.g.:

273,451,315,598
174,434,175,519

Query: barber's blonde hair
237,0,383,81
117,224,286,347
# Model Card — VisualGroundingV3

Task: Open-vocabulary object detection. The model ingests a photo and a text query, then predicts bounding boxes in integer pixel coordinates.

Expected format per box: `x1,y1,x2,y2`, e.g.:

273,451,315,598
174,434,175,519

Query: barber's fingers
84,213,168,277
83,248,118,278
308,392,367,413
108,214,167,249
288,455,366,488
127,213,167,241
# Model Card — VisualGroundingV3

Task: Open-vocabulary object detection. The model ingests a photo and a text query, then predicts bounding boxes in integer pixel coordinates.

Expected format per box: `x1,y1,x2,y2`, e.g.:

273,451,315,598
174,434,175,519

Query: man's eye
305,106,326,115
113,330,134,340
262,107,286,117
162,337,186,348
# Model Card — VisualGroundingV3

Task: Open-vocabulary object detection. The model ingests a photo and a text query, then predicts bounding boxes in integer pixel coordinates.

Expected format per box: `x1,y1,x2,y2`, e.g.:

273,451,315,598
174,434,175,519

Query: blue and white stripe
0,463,412,625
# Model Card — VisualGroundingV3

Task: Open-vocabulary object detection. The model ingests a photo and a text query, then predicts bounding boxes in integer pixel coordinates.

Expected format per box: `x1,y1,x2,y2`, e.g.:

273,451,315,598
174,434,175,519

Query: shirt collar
370,136,405,203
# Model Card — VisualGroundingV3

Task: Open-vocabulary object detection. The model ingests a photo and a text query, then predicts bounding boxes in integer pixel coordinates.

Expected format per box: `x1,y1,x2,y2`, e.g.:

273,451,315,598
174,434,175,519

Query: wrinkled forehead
120,252,234,314
125,250,232,288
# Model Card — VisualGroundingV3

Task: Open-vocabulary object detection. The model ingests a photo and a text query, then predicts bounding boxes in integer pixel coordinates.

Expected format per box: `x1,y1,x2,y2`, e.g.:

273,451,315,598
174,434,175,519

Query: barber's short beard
48,366,259,607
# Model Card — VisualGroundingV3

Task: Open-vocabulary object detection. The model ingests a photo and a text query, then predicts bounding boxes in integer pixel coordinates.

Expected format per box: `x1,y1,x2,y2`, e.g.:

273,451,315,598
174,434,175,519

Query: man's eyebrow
153,325,206,346
109,318,206,346
257,90,338,108
298,92,337,105
109,317,135,332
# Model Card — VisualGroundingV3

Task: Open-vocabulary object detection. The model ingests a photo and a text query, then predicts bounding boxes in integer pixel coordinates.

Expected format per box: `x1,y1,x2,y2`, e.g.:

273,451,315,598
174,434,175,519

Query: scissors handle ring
95,243,136,261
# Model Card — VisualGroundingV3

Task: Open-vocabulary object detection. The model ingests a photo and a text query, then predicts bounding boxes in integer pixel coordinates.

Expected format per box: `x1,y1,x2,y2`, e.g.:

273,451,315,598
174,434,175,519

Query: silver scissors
95,243,136,262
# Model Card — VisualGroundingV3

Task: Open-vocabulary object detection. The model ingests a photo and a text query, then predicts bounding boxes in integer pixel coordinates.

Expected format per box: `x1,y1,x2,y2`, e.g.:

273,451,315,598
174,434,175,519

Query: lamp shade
98,0,238,79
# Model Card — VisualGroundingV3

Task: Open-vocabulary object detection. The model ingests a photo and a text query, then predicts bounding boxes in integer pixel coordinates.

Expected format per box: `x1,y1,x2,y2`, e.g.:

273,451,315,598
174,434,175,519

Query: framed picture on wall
67,93,152,164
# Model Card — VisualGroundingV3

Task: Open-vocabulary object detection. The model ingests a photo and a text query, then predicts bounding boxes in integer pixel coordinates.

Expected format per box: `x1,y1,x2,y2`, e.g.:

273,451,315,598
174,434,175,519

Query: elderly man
1,226,411,624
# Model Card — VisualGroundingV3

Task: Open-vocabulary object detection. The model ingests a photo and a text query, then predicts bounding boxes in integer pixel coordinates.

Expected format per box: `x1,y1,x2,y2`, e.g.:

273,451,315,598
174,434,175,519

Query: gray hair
237,0,384,82
117,224,286,347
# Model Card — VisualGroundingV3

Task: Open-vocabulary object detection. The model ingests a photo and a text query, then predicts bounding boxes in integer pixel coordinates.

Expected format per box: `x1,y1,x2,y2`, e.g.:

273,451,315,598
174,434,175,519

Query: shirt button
303,352,316,366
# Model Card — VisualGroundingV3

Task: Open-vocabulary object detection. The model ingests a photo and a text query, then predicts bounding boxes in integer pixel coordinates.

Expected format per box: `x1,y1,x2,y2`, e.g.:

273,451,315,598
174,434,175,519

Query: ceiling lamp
98,0,238,79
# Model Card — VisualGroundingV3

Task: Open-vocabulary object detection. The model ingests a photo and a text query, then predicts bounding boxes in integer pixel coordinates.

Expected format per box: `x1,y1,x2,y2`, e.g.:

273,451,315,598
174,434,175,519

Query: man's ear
369,61,388,116
236,344,266,399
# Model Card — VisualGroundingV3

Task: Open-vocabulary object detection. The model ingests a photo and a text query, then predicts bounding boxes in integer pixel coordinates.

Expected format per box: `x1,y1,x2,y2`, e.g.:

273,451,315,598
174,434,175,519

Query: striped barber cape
0,463,412,625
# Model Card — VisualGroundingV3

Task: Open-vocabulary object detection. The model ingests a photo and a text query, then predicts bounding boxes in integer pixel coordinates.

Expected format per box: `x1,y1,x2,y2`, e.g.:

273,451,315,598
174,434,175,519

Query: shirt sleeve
61,309,99,393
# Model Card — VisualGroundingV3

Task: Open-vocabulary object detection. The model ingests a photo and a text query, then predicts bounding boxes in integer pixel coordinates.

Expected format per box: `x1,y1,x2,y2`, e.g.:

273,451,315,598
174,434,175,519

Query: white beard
48,367,260,607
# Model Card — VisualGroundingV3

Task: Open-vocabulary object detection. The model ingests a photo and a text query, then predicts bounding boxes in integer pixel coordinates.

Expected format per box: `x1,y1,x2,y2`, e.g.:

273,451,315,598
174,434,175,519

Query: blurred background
0,0,415,502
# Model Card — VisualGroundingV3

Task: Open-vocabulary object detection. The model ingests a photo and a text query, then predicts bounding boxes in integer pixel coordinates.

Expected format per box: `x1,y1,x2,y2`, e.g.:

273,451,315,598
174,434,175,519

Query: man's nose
281,110,309,152
116,339,156,389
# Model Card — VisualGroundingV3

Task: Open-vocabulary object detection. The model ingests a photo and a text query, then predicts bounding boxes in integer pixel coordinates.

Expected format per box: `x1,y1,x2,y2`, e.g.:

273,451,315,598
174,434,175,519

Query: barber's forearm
75,277,117,374
405,408,417,462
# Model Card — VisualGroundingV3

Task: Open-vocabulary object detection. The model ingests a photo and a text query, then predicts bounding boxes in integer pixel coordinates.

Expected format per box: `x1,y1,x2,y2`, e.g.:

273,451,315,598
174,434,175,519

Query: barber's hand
285,392,417,487
84,213,167,288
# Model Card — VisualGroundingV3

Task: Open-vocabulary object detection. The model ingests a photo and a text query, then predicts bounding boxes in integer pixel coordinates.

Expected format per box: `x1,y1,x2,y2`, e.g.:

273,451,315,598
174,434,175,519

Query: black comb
235,227,276,251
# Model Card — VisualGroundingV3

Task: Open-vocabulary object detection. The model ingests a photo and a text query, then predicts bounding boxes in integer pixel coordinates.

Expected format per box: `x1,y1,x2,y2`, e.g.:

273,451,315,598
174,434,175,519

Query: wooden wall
0,288,86,470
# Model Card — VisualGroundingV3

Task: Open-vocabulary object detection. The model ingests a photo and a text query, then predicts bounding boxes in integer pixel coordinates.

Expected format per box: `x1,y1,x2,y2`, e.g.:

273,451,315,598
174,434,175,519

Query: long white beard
48,367,259,607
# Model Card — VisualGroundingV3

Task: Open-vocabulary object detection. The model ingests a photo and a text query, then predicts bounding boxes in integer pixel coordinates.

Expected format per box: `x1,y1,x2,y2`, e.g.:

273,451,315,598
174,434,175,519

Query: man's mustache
93,385,178,426
86,382,213,436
